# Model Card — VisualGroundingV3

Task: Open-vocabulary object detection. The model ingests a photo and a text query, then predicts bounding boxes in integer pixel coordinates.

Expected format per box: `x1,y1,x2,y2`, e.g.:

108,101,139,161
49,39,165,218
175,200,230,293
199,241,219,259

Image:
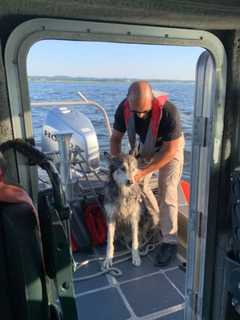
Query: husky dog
103,152,144,269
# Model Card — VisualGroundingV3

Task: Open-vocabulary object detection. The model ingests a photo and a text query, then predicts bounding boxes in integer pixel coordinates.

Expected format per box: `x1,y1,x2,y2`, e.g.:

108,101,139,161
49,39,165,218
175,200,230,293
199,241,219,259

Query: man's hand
139,137,182,175
133,169,146,183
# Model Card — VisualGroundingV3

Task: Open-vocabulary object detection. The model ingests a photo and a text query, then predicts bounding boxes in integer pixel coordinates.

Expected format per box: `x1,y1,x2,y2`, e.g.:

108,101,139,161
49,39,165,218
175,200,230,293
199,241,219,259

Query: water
29,80,194,179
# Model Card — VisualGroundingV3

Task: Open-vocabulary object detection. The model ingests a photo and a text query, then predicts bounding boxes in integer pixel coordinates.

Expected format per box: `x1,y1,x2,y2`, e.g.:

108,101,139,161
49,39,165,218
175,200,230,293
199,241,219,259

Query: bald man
111,80,184,266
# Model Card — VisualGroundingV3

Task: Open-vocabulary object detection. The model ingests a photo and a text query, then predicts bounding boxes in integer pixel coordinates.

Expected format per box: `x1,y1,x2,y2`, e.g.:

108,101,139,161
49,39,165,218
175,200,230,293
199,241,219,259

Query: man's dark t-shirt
113,99,182,149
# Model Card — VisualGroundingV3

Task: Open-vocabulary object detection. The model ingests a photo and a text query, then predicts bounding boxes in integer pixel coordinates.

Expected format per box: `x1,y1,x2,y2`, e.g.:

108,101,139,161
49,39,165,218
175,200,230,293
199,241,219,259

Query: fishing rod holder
55,131,73,202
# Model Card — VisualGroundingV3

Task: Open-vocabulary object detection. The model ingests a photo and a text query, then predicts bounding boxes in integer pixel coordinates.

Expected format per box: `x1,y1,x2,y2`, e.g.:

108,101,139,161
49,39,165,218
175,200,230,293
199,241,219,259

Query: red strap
150,96,168,137
123,100,132,128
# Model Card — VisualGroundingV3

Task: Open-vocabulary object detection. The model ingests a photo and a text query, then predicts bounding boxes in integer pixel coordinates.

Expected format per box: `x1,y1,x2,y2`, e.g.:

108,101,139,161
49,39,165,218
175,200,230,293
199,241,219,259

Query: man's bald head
127,81,153,117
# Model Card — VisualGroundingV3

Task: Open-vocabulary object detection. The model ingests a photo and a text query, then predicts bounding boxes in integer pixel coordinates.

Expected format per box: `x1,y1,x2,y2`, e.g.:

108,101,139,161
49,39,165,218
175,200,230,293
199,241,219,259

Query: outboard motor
42,107,100,171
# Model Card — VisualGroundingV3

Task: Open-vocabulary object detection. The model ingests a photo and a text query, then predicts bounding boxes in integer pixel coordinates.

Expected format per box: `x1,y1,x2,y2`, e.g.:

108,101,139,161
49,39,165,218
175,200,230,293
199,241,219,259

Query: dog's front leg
131,217,141,266
103,222,116,270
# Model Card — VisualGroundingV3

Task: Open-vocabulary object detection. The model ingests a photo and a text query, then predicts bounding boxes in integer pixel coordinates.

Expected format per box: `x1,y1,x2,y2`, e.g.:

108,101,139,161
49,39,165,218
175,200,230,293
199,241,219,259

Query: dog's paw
132,249,141,267
102,257,113,270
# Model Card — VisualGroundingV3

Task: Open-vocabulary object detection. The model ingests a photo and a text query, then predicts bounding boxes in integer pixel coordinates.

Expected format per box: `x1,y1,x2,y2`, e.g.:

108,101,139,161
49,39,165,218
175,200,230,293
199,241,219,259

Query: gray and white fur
103,152,143,269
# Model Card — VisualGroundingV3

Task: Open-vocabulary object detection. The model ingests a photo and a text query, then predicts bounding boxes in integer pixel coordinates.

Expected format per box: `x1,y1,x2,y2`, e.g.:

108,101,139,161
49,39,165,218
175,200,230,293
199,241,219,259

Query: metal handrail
30,91,112,138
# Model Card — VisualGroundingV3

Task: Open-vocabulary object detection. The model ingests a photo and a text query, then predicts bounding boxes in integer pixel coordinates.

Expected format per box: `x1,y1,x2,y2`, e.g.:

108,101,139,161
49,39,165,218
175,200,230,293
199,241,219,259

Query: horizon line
28,75,195,81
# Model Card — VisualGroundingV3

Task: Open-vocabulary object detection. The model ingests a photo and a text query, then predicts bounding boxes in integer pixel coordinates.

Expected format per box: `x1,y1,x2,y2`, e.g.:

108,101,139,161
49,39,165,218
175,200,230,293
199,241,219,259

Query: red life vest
123,95,168,158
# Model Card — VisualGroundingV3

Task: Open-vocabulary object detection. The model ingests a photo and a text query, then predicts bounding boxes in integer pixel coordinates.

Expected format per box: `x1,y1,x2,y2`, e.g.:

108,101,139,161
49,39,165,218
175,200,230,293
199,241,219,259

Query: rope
73,229,161,281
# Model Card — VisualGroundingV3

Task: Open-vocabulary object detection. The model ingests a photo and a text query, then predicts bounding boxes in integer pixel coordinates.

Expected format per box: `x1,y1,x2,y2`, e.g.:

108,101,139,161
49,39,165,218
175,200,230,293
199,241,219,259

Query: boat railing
30,90,112,138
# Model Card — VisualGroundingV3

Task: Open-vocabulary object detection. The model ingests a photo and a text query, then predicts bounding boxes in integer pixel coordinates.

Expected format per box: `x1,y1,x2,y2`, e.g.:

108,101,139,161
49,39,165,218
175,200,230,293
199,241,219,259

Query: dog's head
104,152,138,187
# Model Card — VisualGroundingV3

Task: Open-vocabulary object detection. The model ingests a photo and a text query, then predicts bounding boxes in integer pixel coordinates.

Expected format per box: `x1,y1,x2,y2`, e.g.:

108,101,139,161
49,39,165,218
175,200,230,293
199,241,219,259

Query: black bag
0,202,48,320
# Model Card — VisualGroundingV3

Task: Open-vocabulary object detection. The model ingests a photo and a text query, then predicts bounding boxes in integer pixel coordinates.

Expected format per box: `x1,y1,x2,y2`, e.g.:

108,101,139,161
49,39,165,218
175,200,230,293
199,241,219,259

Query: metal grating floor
73,245,186,320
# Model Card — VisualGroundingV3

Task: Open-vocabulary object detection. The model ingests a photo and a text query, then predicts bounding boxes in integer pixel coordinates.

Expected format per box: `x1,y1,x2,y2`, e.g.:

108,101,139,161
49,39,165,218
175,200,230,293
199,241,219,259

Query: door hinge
187,289,203,316
189,210,204,238
194,116,209,147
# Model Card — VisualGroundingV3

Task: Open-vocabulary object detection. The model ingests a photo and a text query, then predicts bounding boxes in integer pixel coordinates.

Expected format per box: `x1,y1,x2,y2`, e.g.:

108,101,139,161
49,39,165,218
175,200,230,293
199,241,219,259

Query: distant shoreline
28,76,195,83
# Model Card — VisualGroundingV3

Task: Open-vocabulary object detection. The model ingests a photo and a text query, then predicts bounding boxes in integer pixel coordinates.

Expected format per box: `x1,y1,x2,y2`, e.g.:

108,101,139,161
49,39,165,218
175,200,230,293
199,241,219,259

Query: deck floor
73,245,186,320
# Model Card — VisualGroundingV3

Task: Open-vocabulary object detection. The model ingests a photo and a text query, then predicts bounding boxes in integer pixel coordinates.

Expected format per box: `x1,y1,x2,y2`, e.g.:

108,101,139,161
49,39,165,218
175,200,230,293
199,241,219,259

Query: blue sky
27,40,204,81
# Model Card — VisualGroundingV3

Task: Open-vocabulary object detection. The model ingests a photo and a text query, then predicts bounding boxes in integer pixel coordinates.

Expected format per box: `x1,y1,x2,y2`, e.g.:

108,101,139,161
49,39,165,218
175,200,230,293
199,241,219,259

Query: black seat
0,202,48,320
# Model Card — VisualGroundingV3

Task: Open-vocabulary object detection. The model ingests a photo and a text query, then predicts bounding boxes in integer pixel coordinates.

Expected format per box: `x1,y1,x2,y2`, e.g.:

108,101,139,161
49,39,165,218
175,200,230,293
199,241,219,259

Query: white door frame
4,18,227,320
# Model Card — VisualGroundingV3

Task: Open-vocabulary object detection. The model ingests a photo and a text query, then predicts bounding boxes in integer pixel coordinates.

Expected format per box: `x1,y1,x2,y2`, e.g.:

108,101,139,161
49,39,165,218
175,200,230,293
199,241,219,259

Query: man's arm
110,129,125,157
143,101,182,175
143,137,180,174
134,136,181,182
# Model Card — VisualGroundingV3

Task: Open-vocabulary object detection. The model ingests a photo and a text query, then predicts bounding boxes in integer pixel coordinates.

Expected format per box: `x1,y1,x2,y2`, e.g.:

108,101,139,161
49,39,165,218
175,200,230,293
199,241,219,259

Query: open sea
29,80,195,180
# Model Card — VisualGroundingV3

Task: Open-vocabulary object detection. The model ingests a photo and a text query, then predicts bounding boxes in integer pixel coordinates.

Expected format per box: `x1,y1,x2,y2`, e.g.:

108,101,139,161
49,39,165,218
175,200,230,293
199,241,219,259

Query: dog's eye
121,165,126,172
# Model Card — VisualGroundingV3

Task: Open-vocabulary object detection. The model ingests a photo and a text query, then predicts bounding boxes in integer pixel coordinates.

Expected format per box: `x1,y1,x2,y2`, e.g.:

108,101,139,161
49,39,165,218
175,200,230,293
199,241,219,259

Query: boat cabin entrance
3,19,227,320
